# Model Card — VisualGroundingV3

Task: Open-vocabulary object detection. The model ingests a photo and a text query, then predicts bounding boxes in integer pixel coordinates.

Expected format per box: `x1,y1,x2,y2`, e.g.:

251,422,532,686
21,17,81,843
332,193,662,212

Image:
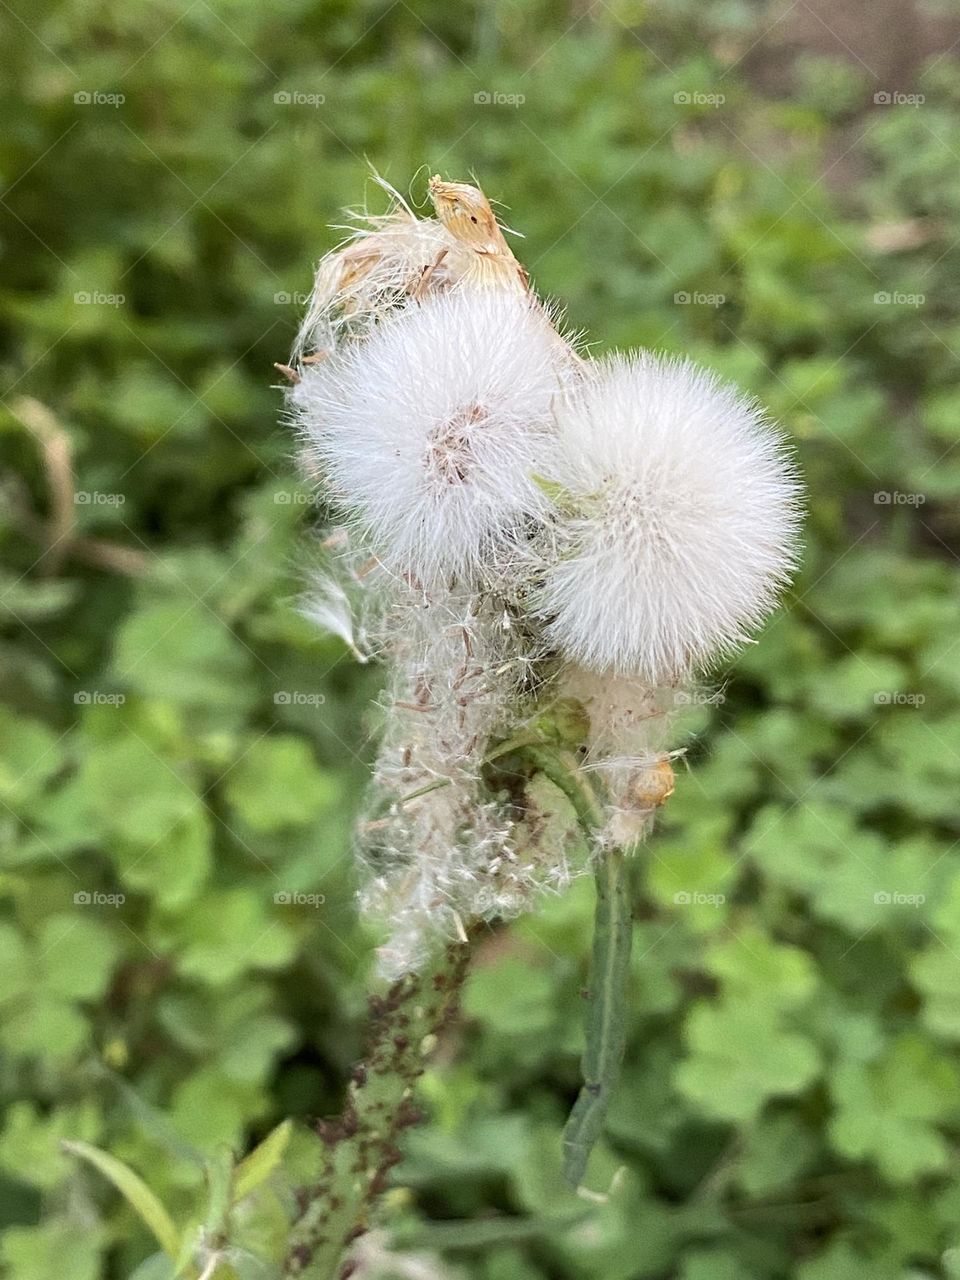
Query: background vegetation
2,1,960,1276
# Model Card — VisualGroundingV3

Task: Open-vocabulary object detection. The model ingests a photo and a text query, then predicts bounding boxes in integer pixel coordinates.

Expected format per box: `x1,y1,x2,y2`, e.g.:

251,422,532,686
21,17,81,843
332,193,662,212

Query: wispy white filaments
289,177,802,976
360,585,573,979
293,289,573,587
539,353,802,683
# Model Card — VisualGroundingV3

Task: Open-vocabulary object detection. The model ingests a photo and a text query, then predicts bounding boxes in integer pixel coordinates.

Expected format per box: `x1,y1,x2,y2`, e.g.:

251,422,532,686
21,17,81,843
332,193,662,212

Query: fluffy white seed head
293,289,571,586
539,353,802,681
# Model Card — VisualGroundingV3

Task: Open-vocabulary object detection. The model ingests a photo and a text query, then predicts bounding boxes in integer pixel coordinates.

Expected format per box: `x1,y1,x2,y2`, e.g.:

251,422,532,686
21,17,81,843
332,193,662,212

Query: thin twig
12,396,76,575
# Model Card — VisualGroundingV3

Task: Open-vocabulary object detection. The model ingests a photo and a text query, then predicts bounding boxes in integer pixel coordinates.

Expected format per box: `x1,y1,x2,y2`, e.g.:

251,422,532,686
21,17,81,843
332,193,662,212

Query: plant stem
509,745,635,1187
518,745,605,833
284,941,470,1279
286,744,633,1276
561,844,633,1187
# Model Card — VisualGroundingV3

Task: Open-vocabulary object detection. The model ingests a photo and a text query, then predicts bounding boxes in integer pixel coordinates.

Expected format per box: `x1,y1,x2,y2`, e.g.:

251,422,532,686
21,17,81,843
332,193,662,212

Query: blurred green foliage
2,1,960,1276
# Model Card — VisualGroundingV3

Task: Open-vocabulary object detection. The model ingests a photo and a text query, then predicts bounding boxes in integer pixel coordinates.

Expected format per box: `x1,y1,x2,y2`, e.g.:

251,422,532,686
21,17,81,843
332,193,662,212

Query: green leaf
736,1112,818,1196
81,732,199,843
63,1141,182,1258
112,808,212,908
128,1255,178,1280
0,1101,100,1191
159,888,297,986
911,945,960,1039
828,1034,958,1182
705,927,817,1011
464,956,556,1038
1,997,88,1059
203,1144,235,1235
39,913,120,1001
677,1000,820,1122
223,736,339,832
0,923,31,1003
111,597,255,715
0,707,67,807
0,1219,101,1280
233,1120,293,1201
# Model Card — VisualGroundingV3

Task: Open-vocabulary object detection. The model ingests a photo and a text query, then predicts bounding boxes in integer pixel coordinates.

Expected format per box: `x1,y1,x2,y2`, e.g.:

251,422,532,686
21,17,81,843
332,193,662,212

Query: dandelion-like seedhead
294,289,571,586
538,353,802,682
288,176,803,976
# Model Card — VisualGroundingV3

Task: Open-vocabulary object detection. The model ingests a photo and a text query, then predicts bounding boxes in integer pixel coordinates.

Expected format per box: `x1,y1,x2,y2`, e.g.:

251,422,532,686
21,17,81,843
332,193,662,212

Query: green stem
561,844,633,1187
285,942,470,1279
288,744,633,1276
518,745,605,834
507,745,634,1187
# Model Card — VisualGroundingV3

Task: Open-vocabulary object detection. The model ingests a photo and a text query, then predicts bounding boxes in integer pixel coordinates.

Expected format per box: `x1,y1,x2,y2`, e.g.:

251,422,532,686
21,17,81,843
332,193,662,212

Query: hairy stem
285,941,470,1280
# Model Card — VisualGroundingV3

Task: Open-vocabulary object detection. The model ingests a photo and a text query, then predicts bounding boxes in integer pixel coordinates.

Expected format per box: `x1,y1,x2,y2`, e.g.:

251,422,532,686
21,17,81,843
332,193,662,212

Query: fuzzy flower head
294,289,571,586
539,353,802,681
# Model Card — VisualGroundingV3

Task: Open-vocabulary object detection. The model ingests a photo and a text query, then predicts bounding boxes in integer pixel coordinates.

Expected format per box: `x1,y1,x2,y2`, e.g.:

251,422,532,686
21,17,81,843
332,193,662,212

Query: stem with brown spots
284,941,470,1279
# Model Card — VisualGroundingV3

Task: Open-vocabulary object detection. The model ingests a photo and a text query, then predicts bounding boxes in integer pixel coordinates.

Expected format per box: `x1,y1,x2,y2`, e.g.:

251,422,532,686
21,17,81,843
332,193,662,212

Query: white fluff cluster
360,584,575,978
289,179,803,976
539,354,802,682
293,290,570,586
